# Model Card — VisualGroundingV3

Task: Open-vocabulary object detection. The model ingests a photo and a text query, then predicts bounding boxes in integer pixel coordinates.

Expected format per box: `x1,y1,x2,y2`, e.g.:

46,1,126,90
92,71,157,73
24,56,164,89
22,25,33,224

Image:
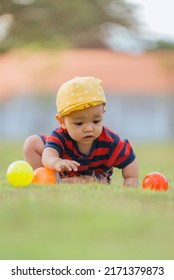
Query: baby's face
62,104,104,149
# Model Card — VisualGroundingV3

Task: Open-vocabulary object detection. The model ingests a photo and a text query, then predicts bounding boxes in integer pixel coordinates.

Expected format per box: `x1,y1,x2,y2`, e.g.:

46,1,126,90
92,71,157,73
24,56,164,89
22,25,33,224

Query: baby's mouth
83,135,93,140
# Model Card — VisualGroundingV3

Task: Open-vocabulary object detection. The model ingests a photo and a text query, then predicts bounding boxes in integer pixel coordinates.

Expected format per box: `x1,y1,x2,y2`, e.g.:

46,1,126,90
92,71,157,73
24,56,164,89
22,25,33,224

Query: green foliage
0,0,139,50
0,141,174,259
154,40,174,50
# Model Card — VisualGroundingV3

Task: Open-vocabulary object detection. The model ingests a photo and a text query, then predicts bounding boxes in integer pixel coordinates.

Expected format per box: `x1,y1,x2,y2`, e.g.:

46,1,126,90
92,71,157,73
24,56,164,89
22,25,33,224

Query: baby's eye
74,122,83,126
93,120,101,124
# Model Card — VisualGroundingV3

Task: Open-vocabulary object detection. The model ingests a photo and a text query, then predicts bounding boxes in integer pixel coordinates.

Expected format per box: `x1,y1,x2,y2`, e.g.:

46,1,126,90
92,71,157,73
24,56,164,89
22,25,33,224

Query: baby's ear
56,114,66,128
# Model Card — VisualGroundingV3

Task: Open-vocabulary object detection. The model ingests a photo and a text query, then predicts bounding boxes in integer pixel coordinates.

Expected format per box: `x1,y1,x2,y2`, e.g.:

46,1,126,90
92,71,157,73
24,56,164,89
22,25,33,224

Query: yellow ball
7,160,34,187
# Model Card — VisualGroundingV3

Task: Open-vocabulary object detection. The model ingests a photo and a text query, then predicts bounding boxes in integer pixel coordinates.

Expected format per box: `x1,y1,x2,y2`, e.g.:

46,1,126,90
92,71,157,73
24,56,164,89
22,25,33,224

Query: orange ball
32,167,57,185
142,172,168,191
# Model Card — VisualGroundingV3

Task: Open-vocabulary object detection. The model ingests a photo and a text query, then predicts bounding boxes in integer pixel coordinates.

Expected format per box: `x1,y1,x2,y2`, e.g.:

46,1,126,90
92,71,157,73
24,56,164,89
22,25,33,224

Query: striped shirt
44,126,136,184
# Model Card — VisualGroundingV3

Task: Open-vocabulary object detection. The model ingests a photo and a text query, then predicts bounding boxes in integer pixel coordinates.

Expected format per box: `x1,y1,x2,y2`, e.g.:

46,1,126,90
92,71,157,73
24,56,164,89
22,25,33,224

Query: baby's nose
84,124,93,132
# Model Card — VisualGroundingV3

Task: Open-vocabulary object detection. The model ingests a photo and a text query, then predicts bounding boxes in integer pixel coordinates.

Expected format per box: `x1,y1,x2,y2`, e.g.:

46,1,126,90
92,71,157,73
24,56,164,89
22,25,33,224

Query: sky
106,0,174,52
127,0,174,41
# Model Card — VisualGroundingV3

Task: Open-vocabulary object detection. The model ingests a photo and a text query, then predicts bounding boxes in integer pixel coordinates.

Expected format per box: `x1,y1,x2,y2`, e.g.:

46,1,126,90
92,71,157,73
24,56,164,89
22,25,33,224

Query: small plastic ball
142,172,168,191
32,167,56,185
7,160,34,187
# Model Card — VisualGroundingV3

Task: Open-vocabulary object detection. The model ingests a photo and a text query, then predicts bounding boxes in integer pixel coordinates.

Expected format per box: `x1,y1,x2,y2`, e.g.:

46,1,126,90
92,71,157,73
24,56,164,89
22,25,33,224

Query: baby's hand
123,177,139,187
55,159,80,173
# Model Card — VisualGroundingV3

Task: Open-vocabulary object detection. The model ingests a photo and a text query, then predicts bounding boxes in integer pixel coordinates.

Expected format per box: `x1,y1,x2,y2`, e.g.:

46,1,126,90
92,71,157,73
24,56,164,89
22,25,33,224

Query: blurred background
0,0,174,143
1,1,174,261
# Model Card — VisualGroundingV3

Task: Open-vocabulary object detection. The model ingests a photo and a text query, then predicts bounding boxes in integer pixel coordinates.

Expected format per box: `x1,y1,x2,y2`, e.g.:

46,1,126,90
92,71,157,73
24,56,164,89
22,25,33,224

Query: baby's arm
42,147,80,172
122,158,139,187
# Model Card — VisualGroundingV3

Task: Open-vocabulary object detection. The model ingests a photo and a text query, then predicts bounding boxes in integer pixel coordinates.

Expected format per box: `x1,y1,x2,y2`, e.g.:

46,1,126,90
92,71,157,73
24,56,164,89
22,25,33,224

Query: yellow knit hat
56,76,106,118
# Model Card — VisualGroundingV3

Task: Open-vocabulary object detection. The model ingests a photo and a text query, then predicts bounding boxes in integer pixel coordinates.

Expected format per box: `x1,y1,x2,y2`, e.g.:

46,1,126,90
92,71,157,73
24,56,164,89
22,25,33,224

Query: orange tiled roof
0,49,174,101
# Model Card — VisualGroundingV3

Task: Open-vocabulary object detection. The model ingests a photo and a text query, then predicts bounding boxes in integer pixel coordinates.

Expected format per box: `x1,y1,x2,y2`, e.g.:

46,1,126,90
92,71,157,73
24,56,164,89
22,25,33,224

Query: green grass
0,141,174,260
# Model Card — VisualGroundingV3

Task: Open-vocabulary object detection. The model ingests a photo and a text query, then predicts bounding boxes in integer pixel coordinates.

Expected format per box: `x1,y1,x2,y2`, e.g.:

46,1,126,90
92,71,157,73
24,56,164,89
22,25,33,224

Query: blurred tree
152,40,174,50
0,0,139,50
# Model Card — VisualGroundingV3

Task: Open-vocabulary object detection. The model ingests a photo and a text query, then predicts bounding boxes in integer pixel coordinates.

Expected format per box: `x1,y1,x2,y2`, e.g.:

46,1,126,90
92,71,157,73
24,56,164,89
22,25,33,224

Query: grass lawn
0,141,174,260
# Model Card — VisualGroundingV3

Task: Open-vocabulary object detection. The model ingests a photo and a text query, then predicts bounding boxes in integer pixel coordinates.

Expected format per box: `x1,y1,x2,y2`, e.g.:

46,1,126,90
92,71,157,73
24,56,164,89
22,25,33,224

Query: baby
23,76,139,186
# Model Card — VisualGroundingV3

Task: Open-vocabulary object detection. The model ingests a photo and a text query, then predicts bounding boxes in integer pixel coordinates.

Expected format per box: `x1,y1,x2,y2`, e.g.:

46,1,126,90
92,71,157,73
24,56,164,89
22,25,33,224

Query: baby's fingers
70,161,80,172
61,161,79,172
56,160,80,172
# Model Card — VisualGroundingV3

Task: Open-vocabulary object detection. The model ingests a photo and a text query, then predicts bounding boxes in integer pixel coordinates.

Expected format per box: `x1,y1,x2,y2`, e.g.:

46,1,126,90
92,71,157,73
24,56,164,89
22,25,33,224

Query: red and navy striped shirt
43,126,136,184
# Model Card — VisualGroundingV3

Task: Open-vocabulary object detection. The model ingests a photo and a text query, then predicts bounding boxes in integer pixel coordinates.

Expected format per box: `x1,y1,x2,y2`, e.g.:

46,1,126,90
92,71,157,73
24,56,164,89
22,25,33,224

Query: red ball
32,167,56,185
142,172,168,191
